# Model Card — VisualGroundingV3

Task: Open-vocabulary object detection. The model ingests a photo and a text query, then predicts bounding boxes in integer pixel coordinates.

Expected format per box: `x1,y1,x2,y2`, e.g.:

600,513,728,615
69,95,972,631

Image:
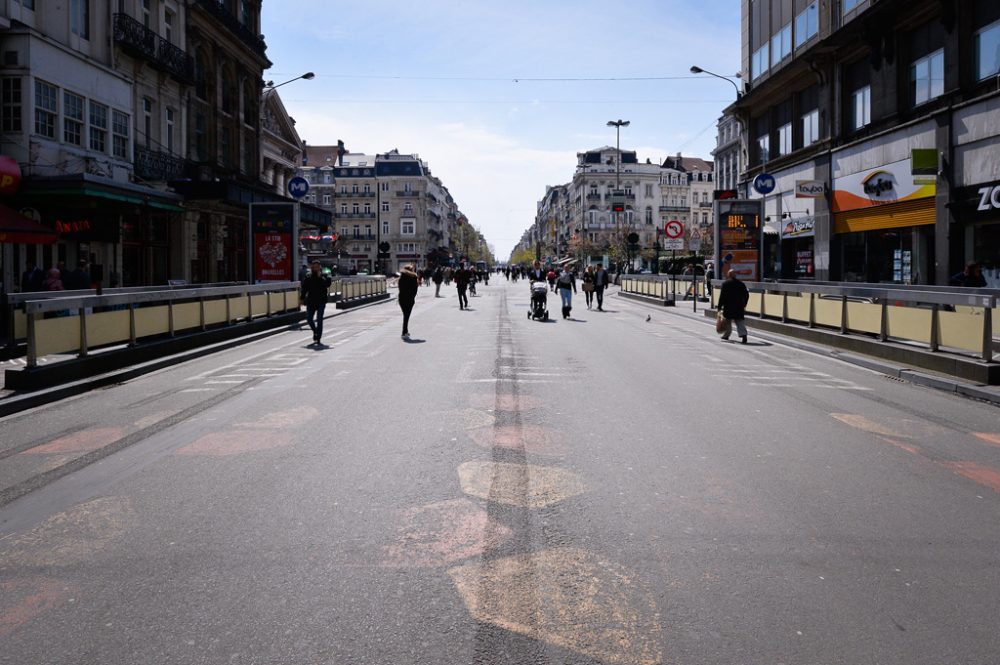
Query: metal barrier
619,275,708,302
334,276,388,303
20,282,300,368
704,280,997,362
4,282,246,351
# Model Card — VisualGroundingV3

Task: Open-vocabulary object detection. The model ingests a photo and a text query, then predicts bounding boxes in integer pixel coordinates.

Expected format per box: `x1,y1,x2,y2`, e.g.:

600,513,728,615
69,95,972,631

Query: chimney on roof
337,140,346,167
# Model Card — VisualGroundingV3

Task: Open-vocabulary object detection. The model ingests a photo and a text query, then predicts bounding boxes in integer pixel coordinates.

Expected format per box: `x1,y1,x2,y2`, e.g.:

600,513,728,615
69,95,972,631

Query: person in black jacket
397,264,419,339
718,270,750,344
300,261,332,345
454,262,472,310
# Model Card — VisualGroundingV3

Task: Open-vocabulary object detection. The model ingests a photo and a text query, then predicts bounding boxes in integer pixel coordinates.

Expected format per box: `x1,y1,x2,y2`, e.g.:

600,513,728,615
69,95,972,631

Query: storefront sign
250,203,296,283
976,184,1000,212
714,189,739,200
833,158,936,212
795,180,825,198
781,216,816,238
0,155,21,195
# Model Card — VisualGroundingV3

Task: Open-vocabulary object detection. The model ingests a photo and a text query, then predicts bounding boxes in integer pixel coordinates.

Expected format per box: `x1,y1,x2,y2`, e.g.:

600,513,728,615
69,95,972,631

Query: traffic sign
663,238,685,250
688,234,702,253
753,173,776,195
287,176,309,199
664,220,684,239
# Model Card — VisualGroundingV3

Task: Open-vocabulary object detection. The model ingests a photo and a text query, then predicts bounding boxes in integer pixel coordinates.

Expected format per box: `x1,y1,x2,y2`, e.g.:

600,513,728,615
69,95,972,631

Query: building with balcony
732,0,999,285
0,0,186,289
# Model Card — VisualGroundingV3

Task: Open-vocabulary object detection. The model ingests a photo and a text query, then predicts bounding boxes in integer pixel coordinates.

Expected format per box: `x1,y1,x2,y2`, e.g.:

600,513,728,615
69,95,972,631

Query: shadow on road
403,338,426,344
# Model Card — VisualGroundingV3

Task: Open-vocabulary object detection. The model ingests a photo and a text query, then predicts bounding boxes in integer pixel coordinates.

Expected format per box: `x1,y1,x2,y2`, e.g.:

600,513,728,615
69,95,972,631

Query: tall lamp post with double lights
606,119,629,272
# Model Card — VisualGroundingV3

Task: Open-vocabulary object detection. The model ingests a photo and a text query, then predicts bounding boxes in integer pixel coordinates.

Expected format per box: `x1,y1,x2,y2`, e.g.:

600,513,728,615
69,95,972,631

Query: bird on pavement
645,315,651,322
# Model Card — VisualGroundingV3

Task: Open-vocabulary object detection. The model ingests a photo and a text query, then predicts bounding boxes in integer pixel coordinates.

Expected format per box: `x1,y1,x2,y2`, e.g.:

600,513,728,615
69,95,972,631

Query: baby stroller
528,281,549,321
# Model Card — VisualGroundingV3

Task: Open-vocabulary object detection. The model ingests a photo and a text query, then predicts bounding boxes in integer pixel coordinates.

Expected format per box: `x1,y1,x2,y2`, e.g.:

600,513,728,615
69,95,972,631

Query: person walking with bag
300,261,332,345
556,265,577,319
581,265,596,309
398,264,419,340
717,269,750,344
593,264,610,311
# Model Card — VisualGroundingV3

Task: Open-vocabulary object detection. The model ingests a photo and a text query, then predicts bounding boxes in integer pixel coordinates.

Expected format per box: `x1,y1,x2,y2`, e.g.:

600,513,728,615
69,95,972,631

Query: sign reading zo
978,184,1000,211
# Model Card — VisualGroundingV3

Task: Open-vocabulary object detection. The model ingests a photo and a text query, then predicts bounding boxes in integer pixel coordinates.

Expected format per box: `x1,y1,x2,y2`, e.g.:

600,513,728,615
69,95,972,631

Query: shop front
9,174,184,289
832,158,936,284
951,180,1000,288
779,216,816,279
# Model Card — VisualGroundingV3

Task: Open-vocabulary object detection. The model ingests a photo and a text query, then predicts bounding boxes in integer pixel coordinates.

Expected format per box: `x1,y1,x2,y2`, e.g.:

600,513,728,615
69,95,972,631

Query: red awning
0,204,57,244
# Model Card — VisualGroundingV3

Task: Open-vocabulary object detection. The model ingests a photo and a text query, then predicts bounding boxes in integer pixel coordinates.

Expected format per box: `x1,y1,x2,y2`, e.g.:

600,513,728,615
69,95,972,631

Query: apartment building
0,0,189,289
734,0,999,285
527,147,714,267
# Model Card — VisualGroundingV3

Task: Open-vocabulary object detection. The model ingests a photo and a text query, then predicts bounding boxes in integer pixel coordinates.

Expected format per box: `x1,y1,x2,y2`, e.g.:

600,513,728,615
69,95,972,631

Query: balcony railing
335,211,376,219
395,190,421,197
134,145,186,181
195,0,267,59
659,205,689,212
113,13,194,83
586,193,602,201
338,191,376,198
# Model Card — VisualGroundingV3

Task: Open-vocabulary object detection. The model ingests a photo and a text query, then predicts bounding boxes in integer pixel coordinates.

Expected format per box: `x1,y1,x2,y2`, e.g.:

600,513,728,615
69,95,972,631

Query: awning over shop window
834,199,935,234
0,204,57,244
18,174,185,212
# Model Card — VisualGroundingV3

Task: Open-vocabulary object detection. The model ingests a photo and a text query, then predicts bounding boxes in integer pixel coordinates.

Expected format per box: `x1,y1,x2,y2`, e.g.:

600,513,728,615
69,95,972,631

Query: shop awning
170,179,331,230
0,203,57,244
18,174,185,212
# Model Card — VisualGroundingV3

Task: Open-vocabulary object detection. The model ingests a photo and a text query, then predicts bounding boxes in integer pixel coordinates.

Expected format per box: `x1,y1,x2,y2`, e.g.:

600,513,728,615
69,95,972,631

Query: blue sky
262,1,741,257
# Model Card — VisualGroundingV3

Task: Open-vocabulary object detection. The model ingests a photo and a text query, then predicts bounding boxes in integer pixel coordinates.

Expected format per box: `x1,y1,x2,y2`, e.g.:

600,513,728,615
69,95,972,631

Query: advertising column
249,203,298,283
713,199,764,280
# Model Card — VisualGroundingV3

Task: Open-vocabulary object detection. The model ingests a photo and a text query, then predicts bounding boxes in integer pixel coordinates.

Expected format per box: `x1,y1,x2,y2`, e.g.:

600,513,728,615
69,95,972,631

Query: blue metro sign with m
287,176,310,199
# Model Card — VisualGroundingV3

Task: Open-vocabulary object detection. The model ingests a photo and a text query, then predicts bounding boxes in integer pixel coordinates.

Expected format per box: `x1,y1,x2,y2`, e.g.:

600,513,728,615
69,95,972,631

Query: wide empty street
2,280,999,665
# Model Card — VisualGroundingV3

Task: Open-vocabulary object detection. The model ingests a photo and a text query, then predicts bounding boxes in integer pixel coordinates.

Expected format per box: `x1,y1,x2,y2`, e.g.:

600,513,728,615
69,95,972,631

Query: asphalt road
1,278,999,665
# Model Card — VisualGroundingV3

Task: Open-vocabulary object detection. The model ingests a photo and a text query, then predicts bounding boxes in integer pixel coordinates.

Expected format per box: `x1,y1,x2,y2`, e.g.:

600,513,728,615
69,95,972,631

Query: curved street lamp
264,71,315,90
689,66,741,99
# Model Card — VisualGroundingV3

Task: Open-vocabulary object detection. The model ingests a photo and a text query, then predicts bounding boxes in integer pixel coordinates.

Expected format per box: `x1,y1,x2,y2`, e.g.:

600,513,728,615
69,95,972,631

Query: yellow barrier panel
87,309,132,347
938,309,985,353
745,292,763,315
231,297,249,321
813,298,841,328
845,302,881,335
250,294,267,317
204,300,227,325
886,305,932,344
174,302,201,331
134,305,170,339
786,293,810,323
762,294,783,318
35,316,81,356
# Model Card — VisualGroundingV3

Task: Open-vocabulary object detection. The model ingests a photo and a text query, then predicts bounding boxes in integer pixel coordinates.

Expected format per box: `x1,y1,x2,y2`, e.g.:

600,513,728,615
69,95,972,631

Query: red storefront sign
254,232,292,280
0,155,21,195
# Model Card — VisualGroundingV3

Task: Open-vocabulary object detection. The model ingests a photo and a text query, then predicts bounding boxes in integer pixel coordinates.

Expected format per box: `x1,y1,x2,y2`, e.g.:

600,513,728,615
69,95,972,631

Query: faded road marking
0,496,136,568
176,431,294,457
458,461,585,509
20,427,125,455
0,576,72,639
941,461,1000,494
235,406,319,429
449,548,662,665
382,499,511,568
972,432,1000,448
467,425,568,457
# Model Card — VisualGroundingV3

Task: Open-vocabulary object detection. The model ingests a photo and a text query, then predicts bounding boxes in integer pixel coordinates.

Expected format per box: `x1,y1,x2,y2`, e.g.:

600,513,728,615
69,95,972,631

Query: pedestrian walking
581,265,596,309
717,269,750,344
454,262,472,310
547,269,557,292
593,264,610,311
300,261,332,345
432,266,444,297
21,262,43,292
398,264,419,340
527,260,546,283
556,265,577,318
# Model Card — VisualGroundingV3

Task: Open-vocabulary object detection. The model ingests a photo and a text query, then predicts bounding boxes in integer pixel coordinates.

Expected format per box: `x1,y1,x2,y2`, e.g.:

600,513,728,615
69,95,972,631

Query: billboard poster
250,203,296,283
832,158,936,212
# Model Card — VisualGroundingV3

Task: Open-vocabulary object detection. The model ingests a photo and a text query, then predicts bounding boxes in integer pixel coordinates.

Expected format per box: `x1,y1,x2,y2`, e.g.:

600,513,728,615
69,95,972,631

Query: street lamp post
264,71,316,92
606,119,629,273
689,66,740,98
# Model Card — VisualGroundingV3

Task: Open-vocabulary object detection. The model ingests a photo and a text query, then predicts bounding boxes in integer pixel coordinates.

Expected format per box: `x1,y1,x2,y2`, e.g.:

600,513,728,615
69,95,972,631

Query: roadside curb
0,298,392,419
616,291,1000,407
